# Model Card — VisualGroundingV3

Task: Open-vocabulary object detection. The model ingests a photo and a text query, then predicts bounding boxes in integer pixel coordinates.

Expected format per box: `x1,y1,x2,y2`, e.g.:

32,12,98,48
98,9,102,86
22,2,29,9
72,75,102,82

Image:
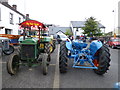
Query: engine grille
21,44,35,59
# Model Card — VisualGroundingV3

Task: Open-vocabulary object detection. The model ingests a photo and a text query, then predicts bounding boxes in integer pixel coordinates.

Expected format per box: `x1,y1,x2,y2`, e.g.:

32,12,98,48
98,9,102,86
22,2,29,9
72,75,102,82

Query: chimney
26,14,30,20
26,14,29,18
12,5,17,10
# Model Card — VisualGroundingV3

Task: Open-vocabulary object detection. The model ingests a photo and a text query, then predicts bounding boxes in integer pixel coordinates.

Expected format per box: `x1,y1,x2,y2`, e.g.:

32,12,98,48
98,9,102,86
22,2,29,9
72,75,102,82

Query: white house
0,1,25,35
70,21,105,39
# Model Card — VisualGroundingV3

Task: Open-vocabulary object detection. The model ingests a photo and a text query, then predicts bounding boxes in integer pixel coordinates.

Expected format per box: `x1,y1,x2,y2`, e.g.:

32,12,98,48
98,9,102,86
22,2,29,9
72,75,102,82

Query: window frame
9,13,13,24
19,17,21,23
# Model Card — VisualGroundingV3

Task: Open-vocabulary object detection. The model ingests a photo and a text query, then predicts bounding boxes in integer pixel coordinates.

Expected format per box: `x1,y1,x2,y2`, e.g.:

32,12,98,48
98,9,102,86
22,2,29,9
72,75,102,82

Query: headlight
1,40,4,42
113,43,117,45
40,44,44,49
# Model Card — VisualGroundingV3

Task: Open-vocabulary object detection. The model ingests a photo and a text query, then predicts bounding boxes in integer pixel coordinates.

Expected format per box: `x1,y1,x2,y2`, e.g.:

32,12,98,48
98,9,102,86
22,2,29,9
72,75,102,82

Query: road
1,45,119,89
59,47,119,88
2,45,58,88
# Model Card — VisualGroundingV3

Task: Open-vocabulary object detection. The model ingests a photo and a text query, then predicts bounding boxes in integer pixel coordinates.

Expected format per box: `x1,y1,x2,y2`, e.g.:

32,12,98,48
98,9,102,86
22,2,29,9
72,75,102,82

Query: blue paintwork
65,40,102,69
114,82,120,89
66,41,73,51
89,40,103,56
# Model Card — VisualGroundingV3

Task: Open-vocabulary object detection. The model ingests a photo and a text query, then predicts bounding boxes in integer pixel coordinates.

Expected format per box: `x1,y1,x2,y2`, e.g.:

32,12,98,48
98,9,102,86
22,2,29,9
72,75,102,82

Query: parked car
55,33,70,44
107,37,120,49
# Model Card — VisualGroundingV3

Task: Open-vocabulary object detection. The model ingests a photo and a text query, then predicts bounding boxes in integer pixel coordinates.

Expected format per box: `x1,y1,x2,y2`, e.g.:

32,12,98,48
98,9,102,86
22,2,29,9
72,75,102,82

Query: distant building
0,1,25,35
49,25,71,35
70,21,105,38
118,1,120,36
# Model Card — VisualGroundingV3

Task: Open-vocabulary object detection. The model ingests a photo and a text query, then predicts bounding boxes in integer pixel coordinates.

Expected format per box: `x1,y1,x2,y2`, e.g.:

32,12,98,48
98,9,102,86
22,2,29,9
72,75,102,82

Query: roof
49,27,71,35
0,2,25,18
71,21,105,28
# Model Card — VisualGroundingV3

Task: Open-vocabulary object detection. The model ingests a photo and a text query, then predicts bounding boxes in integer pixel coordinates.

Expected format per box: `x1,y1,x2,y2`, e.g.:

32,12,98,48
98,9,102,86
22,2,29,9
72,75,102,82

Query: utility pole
113,10,116,38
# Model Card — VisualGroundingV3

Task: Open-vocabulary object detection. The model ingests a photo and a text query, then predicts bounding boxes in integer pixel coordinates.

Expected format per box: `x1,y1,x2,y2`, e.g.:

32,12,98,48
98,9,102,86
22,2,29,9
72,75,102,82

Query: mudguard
89,40,103,56
66,41,73,51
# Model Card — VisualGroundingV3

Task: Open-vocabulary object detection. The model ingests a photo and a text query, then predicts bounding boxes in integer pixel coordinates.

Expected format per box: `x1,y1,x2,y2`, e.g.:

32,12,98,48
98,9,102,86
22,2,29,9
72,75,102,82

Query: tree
82,17,103,37
65,29,73,36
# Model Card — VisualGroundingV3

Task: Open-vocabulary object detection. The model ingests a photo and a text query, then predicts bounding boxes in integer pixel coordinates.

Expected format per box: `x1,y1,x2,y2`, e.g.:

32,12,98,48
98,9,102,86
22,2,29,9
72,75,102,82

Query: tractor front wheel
41,53,48,75
93,45,111,75
7,53,20,75
59,41,68,73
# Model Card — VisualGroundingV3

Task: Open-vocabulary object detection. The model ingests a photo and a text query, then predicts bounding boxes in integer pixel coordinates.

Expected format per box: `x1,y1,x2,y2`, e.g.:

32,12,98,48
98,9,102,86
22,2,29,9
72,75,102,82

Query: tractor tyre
93,45,111,75
3,45,14,55
47,54,51,66
49,43,54,53
7,53,20,75
41,53,48,75
45,43,51,54
59,41,68,73
103,44,109,52
53,40,56,50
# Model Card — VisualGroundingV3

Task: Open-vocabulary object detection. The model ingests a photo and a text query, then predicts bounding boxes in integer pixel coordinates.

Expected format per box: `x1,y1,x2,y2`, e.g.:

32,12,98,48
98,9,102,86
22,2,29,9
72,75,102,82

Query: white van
56,32,70,41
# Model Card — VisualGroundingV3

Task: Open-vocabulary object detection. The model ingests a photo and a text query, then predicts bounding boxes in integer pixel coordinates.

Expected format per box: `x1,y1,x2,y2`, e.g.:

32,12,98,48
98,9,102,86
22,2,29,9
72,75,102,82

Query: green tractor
7,20,54,75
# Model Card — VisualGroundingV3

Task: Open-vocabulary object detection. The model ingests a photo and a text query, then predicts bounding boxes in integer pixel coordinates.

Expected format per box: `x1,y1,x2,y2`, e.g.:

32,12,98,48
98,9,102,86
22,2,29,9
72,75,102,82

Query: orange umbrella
19,20,46,41
19,20,46,30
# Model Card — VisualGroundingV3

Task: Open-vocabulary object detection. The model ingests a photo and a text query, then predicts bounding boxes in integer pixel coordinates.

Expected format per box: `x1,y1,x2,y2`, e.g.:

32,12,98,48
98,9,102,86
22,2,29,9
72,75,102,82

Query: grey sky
9,0,119,33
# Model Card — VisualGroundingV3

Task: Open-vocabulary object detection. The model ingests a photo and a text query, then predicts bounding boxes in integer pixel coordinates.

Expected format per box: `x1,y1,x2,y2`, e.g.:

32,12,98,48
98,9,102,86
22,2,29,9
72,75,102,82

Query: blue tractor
59,39,111,75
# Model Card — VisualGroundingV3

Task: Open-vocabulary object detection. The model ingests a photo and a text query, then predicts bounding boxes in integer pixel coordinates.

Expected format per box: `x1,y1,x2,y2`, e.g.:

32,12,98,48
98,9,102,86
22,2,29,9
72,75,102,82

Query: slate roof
49,27,71,35
0,2,25,18
71,21,105,28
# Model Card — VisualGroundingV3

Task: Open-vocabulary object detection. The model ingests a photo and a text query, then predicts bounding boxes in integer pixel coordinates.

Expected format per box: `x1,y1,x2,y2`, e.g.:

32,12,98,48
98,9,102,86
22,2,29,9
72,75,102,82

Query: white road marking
53,44,60,89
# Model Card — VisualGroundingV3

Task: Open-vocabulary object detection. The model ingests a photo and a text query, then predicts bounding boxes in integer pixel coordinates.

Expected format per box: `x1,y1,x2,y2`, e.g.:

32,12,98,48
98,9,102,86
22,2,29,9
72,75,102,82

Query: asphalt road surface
2,45,58,88
59,47,119,88
1,45,119,89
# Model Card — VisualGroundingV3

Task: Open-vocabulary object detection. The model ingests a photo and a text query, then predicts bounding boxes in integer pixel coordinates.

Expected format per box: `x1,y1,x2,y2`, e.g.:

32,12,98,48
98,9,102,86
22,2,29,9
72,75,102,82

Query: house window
5,29,12,34
10,13,13,24
19,17,21,23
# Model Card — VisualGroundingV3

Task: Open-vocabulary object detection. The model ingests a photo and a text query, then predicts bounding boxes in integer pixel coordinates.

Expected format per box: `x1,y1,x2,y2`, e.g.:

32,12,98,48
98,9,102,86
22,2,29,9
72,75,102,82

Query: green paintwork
21,38,38,45
40,37,52,42
18,35,53,67
20,38,38,61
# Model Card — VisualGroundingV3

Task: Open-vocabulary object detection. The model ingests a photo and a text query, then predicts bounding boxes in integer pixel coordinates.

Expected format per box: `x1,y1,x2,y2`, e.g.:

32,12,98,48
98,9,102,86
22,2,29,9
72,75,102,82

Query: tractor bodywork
65,40,102,69
7,20,53,75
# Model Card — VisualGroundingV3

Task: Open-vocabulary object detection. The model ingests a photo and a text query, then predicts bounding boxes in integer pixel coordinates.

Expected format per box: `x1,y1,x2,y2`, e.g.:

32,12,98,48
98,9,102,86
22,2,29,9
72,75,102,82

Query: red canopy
19,20,46,29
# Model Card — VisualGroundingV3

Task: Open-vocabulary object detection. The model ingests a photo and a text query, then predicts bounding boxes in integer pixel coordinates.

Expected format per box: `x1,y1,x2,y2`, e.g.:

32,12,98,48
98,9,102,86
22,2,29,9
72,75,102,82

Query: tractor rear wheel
3,45,14,55
41,53,48,75
45,43,51,54
59,41,68,73
93,45,111,75
7,53,20,75
53,40,56,50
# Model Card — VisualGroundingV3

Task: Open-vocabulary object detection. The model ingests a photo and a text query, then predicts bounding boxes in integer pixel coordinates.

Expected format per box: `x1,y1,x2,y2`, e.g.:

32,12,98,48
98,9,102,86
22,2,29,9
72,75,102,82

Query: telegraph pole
113,10,116,38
